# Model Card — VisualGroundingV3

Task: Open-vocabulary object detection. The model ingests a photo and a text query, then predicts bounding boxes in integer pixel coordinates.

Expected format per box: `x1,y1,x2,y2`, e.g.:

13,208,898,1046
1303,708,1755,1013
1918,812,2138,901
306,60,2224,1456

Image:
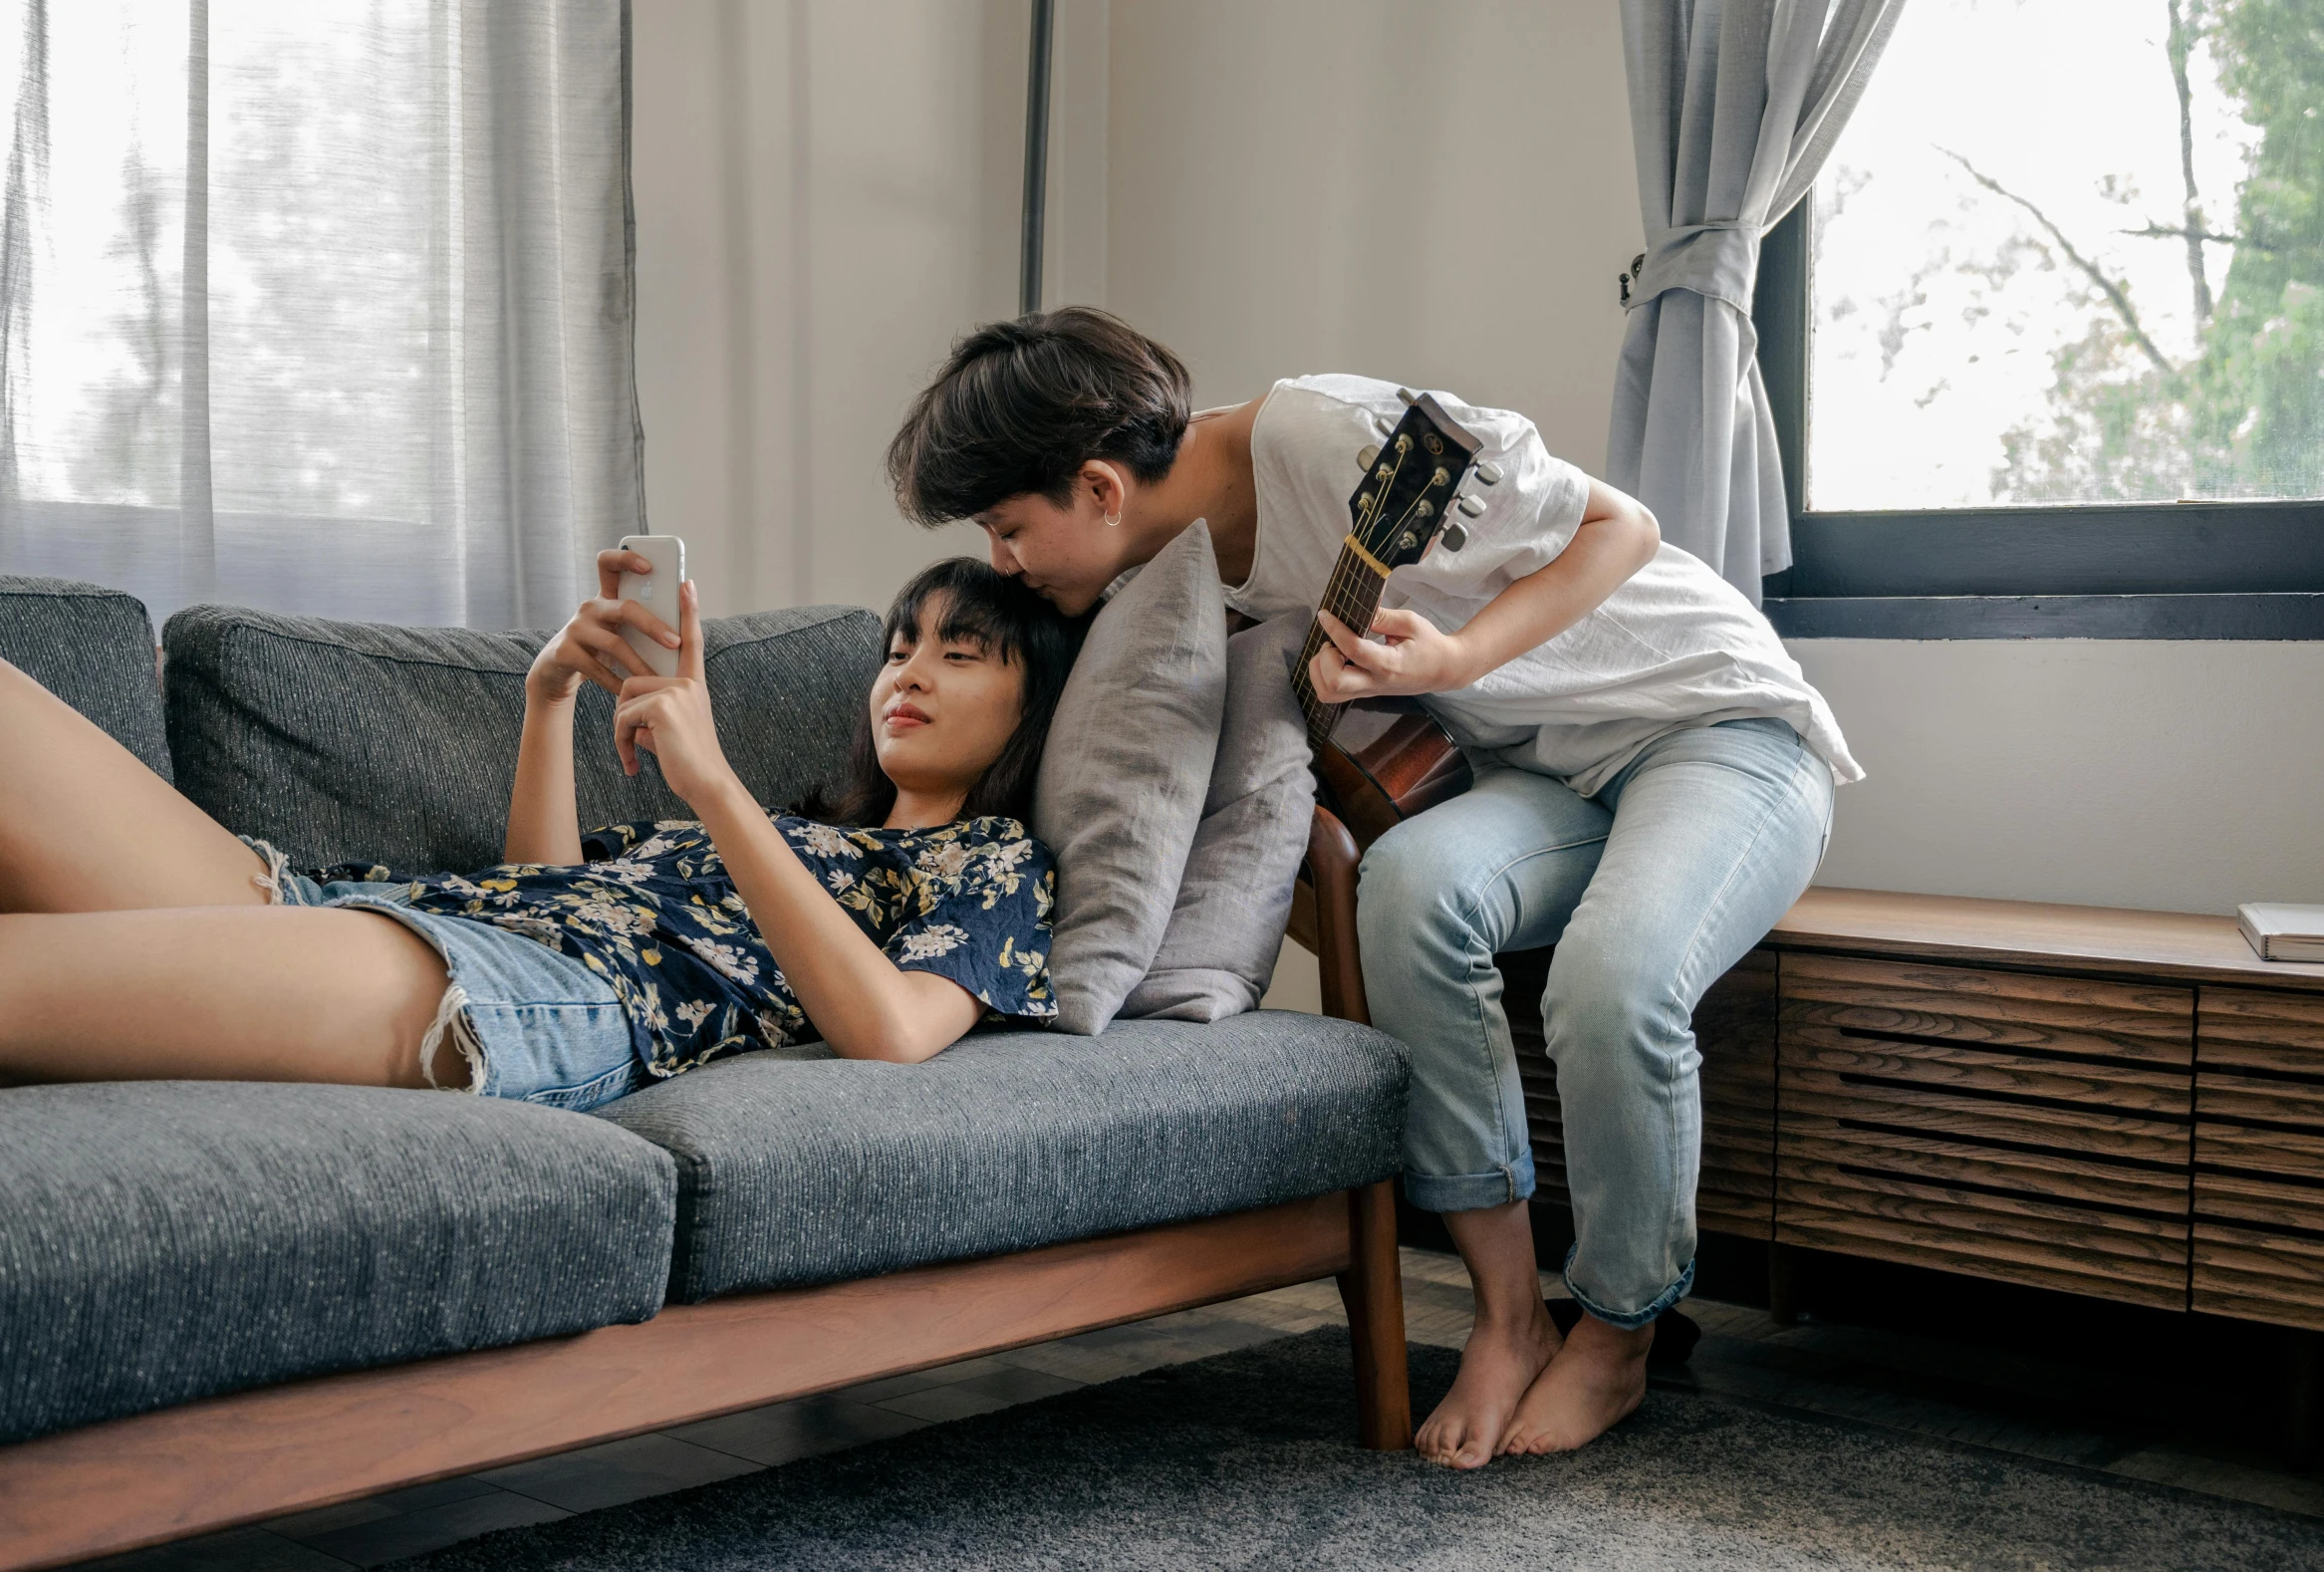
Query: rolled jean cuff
1562,1243,1694,1331
1401,1149,1536,1214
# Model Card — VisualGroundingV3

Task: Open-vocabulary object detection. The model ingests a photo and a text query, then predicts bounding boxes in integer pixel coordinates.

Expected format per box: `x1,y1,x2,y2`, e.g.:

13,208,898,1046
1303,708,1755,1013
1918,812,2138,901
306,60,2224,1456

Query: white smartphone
616,534,687,678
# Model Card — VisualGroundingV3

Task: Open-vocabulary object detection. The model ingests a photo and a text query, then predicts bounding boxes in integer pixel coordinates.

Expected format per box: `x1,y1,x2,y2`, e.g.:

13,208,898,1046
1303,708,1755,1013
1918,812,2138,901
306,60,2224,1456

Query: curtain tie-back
1624,220,1762,317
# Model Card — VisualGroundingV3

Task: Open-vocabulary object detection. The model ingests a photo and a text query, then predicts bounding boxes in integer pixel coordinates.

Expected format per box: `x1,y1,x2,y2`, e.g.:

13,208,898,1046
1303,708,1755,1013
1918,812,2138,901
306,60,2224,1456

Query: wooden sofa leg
1336,1179,1412,1449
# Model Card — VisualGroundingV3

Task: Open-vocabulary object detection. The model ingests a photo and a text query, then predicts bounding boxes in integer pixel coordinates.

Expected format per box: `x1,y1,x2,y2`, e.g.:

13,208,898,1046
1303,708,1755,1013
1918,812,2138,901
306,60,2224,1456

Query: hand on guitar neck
1293,392,1492,853
1307,605,1474,702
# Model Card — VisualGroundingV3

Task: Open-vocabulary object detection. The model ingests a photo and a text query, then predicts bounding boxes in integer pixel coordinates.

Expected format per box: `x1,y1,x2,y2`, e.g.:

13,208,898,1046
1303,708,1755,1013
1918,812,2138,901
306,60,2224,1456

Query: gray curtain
0,0,642,630
1608,0,1904,602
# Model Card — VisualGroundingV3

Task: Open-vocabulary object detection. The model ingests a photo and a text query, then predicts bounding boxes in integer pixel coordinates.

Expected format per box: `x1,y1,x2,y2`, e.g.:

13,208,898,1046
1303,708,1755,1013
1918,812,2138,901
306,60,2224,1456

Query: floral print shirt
320,814,1055,1078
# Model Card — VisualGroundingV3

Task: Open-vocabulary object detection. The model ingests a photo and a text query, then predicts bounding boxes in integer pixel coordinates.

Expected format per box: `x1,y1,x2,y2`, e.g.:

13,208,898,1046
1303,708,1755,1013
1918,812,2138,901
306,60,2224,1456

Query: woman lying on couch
0,555,1075,1106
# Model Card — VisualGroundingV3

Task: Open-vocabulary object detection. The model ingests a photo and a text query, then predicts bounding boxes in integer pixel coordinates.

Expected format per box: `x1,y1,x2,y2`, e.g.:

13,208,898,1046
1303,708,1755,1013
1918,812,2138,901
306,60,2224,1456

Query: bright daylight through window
0,5,456,623
1807,0,2324,511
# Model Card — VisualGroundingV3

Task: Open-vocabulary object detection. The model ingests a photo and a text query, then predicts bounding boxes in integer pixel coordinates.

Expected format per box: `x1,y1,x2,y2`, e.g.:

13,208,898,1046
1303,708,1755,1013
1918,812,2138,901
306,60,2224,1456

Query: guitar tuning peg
1439,522,1469,552
1396,387,1417,404
1473,461,1503,486
1456,494,1485,517
1358,444,1380,470
1372,413,1395,437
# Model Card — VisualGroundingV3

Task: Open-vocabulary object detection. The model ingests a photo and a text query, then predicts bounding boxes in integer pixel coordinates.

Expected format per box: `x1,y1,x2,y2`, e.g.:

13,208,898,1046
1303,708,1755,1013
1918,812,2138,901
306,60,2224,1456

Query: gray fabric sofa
0,575,1412,1569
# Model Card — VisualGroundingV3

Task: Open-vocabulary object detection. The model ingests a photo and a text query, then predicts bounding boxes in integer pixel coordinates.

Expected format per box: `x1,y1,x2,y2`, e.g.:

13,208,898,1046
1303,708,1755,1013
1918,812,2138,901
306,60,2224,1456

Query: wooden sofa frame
0,964,1411,1571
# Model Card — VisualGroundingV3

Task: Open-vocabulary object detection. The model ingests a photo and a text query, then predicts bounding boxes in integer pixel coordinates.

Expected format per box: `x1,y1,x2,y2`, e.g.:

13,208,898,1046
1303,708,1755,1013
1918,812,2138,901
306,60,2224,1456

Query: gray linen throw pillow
1123,611,1315,1022
1032,524,1227,1036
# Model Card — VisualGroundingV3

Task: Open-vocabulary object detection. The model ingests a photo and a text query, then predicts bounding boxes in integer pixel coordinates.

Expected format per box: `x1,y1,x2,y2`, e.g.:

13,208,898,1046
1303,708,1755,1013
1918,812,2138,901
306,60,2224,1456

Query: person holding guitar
889,308,1860,1469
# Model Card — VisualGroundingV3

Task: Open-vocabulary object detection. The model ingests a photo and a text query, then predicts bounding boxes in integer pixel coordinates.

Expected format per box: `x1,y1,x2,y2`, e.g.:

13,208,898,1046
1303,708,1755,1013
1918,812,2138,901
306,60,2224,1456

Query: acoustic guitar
1291,390,1500,853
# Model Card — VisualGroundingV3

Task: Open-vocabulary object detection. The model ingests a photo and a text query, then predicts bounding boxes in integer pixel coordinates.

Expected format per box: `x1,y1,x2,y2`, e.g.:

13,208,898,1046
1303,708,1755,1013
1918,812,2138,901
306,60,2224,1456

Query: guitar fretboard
1291,392,1481,761
1290,540,1395,754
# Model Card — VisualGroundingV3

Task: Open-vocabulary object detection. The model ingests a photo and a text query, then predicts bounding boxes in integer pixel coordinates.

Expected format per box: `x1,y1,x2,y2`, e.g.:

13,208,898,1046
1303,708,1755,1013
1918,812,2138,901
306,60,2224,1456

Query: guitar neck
1296,388,1487,759
1291,537,1395,753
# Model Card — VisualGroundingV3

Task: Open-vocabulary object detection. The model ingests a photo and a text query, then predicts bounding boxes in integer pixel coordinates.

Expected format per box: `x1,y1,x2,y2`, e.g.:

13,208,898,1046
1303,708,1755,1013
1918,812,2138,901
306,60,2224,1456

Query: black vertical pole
1019,0,1054,317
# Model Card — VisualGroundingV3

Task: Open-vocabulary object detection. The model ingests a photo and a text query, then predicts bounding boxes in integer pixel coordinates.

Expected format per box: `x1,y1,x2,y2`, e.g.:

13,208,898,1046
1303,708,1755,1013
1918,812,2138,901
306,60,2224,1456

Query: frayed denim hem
1401,1149,1537,1214
238,834,294,904
1561,1243,1694,1331
242,835,487,1095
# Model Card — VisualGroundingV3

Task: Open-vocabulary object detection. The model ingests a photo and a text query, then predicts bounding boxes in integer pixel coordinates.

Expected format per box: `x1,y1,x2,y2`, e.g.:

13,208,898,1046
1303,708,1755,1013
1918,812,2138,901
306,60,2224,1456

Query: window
1756,0,2324,637
0,2,637,631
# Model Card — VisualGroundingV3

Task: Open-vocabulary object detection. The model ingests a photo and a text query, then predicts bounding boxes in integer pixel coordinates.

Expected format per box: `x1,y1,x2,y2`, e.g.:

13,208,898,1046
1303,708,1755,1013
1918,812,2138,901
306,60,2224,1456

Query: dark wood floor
81,1245,2324,1568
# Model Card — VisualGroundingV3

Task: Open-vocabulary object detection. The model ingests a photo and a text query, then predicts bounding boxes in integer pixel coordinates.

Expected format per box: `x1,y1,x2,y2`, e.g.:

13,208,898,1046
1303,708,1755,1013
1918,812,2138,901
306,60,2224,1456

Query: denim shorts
244,839,646,1111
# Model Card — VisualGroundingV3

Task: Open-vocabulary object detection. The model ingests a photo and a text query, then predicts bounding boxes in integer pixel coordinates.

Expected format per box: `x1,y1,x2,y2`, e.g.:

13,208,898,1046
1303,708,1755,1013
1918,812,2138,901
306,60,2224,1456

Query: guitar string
1299,487,1407,739
1298,423,1430,737
1296,439,1399,717
1300,416,1466,742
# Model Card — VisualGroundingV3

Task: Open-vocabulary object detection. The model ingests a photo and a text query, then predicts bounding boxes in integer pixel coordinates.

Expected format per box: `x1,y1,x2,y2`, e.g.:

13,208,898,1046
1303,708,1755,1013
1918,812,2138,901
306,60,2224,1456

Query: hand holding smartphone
616,534,687,679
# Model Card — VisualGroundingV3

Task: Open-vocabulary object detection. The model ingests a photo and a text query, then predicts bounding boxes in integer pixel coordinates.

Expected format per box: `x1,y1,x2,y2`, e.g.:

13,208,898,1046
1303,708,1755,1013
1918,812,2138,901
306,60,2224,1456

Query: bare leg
1498,1313,1654,1455
0,907,458,1089
0,657,272,913
1413,1198,1562,1469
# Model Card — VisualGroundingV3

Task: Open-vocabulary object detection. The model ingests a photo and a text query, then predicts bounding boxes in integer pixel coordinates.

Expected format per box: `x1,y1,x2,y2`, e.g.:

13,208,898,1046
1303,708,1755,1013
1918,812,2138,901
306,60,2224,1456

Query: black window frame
1753,201,2324,639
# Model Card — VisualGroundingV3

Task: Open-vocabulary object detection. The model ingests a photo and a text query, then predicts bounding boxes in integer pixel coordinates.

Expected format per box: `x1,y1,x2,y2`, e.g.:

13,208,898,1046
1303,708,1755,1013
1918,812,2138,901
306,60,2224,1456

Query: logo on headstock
1346,393,1486,574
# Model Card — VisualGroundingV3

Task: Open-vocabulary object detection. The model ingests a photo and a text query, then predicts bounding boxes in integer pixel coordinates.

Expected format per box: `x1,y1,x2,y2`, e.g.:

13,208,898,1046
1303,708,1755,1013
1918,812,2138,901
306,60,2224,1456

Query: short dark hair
809,557,1085,828
887,307,1192,526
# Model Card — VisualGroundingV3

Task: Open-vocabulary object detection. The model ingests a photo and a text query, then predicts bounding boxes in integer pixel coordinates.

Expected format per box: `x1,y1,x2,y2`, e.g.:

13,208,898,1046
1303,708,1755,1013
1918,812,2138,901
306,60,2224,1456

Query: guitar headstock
1346,391,1486,574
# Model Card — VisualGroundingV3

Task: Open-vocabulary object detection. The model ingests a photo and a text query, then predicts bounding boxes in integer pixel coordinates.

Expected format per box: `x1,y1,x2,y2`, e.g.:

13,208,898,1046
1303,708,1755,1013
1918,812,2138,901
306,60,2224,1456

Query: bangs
884,559,1042,666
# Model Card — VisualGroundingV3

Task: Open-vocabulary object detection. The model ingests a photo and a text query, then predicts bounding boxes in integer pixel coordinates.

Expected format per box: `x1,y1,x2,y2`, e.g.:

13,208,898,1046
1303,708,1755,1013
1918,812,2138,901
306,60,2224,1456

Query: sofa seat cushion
0,575,171,780
593,1011,1407,1303
0,1083,676,1445
160,603,882,874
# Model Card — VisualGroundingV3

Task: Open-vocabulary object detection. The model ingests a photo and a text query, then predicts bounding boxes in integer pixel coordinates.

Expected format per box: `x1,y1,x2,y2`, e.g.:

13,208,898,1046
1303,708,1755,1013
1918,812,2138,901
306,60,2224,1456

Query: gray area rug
388,1329,2322,1570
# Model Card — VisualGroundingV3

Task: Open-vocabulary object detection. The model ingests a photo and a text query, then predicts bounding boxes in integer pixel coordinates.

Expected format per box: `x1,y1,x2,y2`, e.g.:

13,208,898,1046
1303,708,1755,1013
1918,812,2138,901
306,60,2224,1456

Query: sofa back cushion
0,575,172,780
1031,524,1227,1036
163,604,883,874
1122,611,1315,1022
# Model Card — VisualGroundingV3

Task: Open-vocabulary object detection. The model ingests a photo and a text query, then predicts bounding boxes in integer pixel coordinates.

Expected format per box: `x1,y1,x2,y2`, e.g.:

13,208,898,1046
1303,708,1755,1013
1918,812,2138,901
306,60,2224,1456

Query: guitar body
1313,698,1469,853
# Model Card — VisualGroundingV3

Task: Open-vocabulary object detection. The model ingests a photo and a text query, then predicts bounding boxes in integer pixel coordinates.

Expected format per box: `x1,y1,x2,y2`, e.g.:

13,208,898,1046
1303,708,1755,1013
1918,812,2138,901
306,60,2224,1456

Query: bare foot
1415,1300,1561,1469
1496,1309,1653,1455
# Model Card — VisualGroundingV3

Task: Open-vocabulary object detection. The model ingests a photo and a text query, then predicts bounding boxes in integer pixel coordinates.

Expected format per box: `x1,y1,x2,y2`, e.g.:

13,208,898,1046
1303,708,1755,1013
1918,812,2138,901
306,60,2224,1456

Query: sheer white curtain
0,0,641,630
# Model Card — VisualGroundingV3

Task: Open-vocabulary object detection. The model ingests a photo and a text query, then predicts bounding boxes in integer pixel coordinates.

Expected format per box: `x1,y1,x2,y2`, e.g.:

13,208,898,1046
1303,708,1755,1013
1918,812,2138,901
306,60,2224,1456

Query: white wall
631,0,1028,619
1797,641,2324,915
1105,0,1637,469
632,0,2324,994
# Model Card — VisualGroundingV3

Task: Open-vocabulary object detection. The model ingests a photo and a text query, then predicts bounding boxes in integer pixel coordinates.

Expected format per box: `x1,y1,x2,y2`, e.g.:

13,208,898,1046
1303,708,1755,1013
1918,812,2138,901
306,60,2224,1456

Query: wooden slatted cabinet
1488,892,2324,1332
1299,838,2324,1334
1773,953,2195,1310
2194,988,2324,1330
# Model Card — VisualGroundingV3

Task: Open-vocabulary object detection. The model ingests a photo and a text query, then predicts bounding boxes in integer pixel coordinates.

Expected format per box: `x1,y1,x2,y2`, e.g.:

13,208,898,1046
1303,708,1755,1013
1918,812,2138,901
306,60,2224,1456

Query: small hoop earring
1103,511,1122,528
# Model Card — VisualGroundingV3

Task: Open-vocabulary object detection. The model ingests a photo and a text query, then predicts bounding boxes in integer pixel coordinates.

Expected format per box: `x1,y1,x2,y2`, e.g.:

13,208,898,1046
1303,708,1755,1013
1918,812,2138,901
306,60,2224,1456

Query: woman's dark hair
811,558,1084,828
886,306,1192,526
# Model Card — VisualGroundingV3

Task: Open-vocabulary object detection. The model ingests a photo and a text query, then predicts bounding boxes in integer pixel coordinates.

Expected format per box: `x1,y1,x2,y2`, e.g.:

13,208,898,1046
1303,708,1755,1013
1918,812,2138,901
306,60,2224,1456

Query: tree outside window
1807,0,2324,511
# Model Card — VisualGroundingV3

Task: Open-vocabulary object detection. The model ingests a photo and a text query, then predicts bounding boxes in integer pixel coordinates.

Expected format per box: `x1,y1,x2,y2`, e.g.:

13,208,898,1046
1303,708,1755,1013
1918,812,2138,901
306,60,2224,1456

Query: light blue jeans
1357,717,1834,1328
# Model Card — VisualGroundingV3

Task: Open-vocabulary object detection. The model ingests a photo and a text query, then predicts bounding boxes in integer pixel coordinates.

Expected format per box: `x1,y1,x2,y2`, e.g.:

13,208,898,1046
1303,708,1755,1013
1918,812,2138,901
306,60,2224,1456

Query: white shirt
1226,375,1861,797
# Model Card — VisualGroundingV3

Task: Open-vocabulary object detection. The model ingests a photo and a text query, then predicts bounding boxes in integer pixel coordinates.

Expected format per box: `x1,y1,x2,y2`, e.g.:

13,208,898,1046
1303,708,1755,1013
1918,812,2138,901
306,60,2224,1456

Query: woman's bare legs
0,658,458,1089
0,657,275,913
0,906,454,1088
